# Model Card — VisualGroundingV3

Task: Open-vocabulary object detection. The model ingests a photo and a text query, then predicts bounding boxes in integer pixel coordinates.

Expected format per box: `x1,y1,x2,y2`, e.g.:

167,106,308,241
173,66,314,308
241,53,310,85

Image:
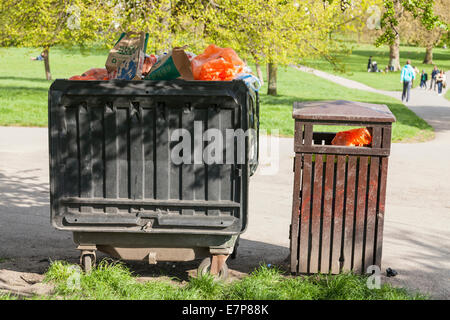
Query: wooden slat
294,145,390,157
320,154,334,273
342,156,356,271
365,157,379,270
331,155,345,273
371,127,382,148
375,157,389,267
294,121,303,149
354,156,368,274
310,154,323,273
375,125,391,267
364,126,382,270
382,126,392,151
181,105,195,215
290,155,302,273
303,124,313,146
298,154,312,273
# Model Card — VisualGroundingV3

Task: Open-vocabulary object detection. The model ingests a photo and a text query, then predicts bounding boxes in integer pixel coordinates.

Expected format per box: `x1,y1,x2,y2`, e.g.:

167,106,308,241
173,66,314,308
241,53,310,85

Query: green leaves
376,0,445,46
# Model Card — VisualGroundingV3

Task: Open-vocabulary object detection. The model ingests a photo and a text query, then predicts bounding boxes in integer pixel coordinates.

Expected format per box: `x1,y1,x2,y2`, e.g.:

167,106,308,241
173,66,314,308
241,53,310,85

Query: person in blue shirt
401,60,415,103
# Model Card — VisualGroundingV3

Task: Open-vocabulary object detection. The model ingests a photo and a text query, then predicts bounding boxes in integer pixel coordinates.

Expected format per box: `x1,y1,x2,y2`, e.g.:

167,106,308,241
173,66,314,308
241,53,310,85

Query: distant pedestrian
401,60,415,103
30,51,44,61
436,70,446,96
367,56,373,72
420,70,428,89
430,66,439,91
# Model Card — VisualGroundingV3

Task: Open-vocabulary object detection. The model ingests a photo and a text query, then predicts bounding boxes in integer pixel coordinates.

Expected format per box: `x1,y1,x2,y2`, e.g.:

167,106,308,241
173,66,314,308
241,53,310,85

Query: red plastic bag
68,75,97,80
191,44,244,81
69,68,109,80
331,128,372,147
82,68,108,79
142,54,157,76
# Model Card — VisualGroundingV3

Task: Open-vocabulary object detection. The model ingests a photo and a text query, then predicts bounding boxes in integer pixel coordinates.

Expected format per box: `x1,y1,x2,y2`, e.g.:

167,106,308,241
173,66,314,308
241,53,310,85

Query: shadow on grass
0,76,51,83
351,49,450,66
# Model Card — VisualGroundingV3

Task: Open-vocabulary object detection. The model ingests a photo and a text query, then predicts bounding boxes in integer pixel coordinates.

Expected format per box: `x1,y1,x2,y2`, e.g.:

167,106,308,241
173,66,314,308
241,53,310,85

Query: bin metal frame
290,100,396,275
48,79,259,274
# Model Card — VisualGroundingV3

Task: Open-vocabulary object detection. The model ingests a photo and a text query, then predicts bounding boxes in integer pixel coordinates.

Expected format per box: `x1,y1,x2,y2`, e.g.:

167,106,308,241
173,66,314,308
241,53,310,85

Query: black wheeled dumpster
290,100,395,275
48,79,259,278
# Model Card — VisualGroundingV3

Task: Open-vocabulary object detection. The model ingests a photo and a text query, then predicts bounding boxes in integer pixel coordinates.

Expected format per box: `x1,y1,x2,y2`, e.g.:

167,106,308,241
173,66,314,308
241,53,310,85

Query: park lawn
9,260,424,300
303,43,450,92
0,47,434,142
0,47,108,127
258,65,434,142
446,88,450,101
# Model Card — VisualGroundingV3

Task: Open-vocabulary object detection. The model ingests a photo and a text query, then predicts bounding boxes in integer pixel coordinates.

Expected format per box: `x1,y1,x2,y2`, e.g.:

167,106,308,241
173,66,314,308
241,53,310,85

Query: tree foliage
0,0,115,79
375,0,446,46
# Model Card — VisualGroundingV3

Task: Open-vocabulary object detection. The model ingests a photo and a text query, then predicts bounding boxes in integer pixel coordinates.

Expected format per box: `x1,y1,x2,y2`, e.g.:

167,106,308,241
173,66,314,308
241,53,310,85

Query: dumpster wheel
80,252,96,273
197,257,228,280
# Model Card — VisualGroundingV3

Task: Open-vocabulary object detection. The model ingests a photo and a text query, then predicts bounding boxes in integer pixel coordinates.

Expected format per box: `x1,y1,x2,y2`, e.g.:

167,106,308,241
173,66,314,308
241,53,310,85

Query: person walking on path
420,70,428,89
436,70,446,96
401,60,415,103
430,66,439,91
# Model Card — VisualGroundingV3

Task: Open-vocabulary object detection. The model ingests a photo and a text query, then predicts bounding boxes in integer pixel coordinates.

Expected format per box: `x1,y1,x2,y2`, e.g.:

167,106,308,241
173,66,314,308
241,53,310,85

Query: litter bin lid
293,100,396,123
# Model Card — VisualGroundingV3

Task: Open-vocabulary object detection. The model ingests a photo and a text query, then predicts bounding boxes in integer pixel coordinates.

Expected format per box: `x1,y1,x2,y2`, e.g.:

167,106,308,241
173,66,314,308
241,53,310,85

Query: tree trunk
255,62,264,86
43,48,51,80
423,45,433,64
267,63,277,96
389,35,401,71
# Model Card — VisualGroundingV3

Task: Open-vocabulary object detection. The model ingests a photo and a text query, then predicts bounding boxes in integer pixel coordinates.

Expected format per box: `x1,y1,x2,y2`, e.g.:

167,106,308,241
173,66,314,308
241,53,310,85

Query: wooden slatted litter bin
290,100,396,275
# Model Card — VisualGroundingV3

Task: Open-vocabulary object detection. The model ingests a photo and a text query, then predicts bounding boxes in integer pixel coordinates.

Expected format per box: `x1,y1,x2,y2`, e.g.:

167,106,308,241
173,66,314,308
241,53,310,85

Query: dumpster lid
293,100,396,123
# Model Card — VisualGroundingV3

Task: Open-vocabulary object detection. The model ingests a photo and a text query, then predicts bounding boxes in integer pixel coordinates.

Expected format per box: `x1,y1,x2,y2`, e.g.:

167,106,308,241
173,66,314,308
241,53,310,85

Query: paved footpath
1,70,449,298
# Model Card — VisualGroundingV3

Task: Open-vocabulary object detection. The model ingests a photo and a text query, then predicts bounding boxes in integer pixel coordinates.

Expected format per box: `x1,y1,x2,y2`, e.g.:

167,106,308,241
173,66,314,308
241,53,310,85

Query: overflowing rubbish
191,44,244,81
105,32,149,80
142,54,158,77
68,68,109,80
68,36,258,85
331,128,372,147
145,47,194,80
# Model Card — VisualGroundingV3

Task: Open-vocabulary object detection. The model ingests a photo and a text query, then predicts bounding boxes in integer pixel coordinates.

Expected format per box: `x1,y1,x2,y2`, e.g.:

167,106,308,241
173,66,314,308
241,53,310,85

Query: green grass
445,88,450,101
0,47,108,127
0,47,434,142
0,293,18,300
303,43,450,92
258,65,433,142
32,260,426,300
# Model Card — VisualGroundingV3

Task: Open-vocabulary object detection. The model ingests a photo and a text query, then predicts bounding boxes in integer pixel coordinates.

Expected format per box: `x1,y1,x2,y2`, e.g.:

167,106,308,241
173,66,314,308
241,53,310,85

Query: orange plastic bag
331,128,372,147
191,44,244,81
68,75,98,80
69,68,109,80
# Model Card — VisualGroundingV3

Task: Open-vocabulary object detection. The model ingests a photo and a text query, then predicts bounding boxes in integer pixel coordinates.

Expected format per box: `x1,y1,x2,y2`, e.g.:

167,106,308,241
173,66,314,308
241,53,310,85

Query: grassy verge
445,88,450,101
20,260,426,300
303,43,450,92
0,47,434,142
